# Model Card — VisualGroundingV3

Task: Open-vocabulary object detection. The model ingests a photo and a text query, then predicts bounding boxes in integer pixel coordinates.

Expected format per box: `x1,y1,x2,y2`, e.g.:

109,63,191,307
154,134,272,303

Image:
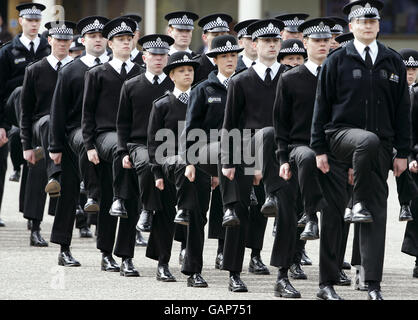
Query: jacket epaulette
192,53,202,60
86,63,102,72
153,91,171,105
0,40,11,50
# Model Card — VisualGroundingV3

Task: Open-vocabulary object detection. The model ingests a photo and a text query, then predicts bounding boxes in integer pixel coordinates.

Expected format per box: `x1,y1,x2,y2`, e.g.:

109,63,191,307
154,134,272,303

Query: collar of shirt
19,34,40,52
145,71,167,84
130,47,140,60
109,57,135,74
253,60,280,81
206,54,216,66
242,54,256,69
169,46,192,56
217,72,231,86
353,38,378,64
46,54,73,70
80,52,110,68
305,59,321,76
173,87,191,99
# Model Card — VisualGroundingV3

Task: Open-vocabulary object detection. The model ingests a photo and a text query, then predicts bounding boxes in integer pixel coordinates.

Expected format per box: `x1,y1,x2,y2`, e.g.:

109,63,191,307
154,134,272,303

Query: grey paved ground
0,161,418,300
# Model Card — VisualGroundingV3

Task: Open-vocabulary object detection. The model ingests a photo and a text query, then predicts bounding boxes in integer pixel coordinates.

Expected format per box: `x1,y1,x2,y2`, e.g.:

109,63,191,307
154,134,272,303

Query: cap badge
293,43,299,49
226,41,232,48
61,24,66,29
409,56,415,62
216,17,223,23
294,17,299,22
183,15,188,20
156,37,162,43
268,23,274,30
121,22,126,28
94,19,100,26
32,6,37,10
365,3,371,8
183,55,189,61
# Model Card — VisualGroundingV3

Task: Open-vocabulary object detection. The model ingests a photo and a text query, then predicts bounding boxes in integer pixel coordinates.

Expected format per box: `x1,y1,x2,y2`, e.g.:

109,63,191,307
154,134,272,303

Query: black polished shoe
222,207,240,227
174,209,190,226
187,273,208,287
120,258,140,277
261,194,279,218
344,207,353,223
27,220,32,230
0,218,5,227
109,199,128,218
137,209,153,232
297,213,308,228
45,178,61,197
58,251,81,267
30,231,48,247
399,205,413,222
9,170,20,182
317,286,343,300
250,187,258,206
342,261,351,270
274,278,301,298
300,220,319,241
179,248,186,266
354,269,368,291
367,289,384,300
135,230,148,247
336,270,352,286
352,202,373,223
215,252,223,269
248,256,270,275
156,264,176,282
229,274,248,292
101,255,120,272
84,198,99,213
301,249,312,266
79,227,93,238
289,263,307,280
413,266,418,278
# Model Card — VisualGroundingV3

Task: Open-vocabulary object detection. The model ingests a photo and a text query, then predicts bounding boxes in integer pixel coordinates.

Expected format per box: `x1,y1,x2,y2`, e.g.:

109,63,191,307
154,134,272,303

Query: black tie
95,57,101,65
251,61,256,66
153,75,159,85
365,46,373,69
56,61,62,71
120,62,127,79
265,68,272,85
316,66,322,78
29,41,35,56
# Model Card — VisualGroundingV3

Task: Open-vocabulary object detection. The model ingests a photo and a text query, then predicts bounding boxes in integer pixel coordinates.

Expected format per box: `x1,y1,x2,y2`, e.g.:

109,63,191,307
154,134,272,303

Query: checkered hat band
203,20,229,31
81,23,105,35
252,26,282,39
143,40,170,50
348,7,380,20
19,8,42,17
49,27,74,36
280,47,306,54
283,19,304,27
210,44,241,53
340,40,351,47
237,28,248,38
404,60,418,67
169,17,194,26
332,24,344,32
108,24,133,39
170,58,194,65
302,25,331,37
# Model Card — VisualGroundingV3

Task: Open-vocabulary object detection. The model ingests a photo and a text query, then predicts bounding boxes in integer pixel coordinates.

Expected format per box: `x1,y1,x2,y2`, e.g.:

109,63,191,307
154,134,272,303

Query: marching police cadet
165,11,199,56
278,39,306,67
0,2,50,227
82,17,142,276
400,48,418,278
311,0,411,300
69,35,85,59
147,51,202,284
234,19,259,72
122,14,143,65
20,20,75,246
219,19,298,295
193,13,232,84
47,15,110,266
275,13,309,41
329,17,348,51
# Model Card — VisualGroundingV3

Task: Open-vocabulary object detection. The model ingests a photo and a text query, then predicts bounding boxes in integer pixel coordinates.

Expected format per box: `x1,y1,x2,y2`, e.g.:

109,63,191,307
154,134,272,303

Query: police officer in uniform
311,0,411,300
165,11,199,56
234,19,259,73
69,35,85,58
329,17,348,51
122,14,143,65
275,13,309,41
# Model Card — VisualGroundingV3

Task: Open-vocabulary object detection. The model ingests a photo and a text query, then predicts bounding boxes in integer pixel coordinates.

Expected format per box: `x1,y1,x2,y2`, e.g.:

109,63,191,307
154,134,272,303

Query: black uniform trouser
0,143,7,216
127,143,162,211
95,132,131,200
19,163,28,213
293,192,306,264
246,183,267,251
32,115,61,179
8,126,24,171
23,159,47,221
208,187,225,240
330,128,392,282
68,128,100,200
402,173,418,257
96,162,139,258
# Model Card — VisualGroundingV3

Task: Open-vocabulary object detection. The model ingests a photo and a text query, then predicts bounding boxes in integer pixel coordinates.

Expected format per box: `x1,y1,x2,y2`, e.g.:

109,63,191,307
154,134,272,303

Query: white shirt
173,87,191,98
130,47,140,61
242,55,256,69
80,52,110,68
217,72,231,86
169,46,193,56
353,38,378,64
145,71,167,85
253,60,280,81
109,57,135,74
46,54,73,70
19,34,40,52
305,60,321,77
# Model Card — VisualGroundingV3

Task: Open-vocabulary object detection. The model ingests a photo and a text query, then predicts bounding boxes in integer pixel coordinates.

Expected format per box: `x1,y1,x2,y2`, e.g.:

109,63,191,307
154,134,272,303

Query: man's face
48,37,72,57
281,30,303,41
168,27,193,48
169,65,194,88
214,52,238,76
330,34,340,51
143,51,168,75
204,31,228,51
19,17,41,38
238,37,257,59
253,38,281,61
406,68,418,86
349,18,379,43
108,34,133,58
82,32,107,56
280,54,305,67
303,37,331,63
